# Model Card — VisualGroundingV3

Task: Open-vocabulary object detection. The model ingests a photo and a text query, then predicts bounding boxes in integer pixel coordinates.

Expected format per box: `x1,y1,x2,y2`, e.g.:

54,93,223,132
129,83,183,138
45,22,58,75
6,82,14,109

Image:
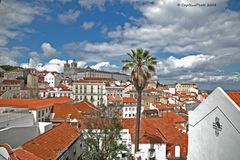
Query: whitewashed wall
188,87,240,160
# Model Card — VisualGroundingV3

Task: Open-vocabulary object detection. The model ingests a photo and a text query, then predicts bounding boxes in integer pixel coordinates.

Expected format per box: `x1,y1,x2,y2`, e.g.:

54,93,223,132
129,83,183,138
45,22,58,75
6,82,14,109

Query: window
91,85,93,93
73,147,76,155
42,110,44,116
38,111,41,118
125,108,128,111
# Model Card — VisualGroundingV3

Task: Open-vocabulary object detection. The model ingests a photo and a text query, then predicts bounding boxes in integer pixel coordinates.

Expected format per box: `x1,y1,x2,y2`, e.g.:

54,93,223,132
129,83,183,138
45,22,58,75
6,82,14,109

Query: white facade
0,111,40,148
44,73,60,87
73,81,107,106
188,87,240,160
133,144,166,160
122,105,144,118
106,86,124,97
30,106,52,122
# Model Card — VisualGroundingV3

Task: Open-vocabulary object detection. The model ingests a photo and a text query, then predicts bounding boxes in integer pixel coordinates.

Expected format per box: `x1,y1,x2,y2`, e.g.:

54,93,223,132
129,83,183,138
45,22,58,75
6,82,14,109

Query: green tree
16,76,27,85
80,107,133,160
122,48,157,153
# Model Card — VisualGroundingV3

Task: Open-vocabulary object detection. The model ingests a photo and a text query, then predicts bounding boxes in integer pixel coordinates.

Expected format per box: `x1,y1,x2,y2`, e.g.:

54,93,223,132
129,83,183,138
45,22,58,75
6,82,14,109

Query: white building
122,97,144,118
0,97,73,122
0,107,40,148
106,85,125,97
44,72,60,87
188,87,240,160
73,80,107,107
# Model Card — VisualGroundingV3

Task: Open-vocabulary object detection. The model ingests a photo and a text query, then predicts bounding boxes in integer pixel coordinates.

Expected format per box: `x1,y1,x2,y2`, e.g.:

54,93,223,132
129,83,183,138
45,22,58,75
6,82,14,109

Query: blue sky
0,0,240,90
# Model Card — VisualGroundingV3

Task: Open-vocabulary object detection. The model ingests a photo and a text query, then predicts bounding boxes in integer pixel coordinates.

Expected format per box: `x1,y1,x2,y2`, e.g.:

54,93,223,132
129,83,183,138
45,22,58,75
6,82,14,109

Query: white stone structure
44,72,60,87
188,87,240,160
73,80,107,107
0,108,40,148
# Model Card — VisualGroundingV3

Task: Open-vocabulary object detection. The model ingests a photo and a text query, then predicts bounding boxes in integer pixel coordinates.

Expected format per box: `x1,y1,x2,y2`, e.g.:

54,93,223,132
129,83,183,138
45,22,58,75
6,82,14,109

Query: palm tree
122,48,157,153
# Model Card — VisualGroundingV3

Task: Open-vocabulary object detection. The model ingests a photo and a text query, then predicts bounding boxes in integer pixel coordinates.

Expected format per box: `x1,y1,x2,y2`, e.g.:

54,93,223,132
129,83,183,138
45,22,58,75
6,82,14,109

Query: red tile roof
161,112,187,123
1,80,22,85
108,95,123,102
52,100,99,120
227,91,240,108
122,97,137,103
0,97,73,110
14,149,43,160
142,109,158,114
154,102,176,110
21,122,80,160
83,77,117,81
121,117,188,156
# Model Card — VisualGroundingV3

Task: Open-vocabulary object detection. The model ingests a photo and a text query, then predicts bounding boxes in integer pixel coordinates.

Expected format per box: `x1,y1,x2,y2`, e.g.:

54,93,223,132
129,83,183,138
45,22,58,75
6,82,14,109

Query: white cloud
78,0,106,10
21,51,41,68
63,0,240,89
90,62,118,71
0,56,18,66
58,9,80,24
0,0,46,46
0,46,29,66
41,42,58,57
22,59,87,73
63,41,132,62
82,21,95,30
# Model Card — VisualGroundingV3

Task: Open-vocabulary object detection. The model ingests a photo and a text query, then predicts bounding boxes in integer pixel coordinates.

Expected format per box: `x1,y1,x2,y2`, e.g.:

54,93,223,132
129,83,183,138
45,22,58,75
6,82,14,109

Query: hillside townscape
0,0,240,160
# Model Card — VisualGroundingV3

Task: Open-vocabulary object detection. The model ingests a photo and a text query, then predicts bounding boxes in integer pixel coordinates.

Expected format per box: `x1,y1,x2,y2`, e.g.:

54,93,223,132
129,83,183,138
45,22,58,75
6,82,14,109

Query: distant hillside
0,65,22,72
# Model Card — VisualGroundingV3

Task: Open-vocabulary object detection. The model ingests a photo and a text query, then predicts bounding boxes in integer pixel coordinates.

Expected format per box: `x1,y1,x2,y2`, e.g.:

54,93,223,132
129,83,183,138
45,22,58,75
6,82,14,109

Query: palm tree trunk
135,90,142,153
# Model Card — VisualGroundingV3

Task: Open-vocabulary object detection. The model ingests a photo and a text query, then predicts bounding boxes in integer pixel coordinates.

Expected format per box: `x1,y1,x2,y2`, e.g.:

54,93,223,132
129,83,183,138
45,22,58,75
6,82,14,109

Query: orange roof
83,77,117,81
21,122,80,160
155,102,176,110
57,84,72,91
52,101,99,120
143,109,158,114
227,91,240,108
122,97,137,103
161,112,187,123
121,117,187,148
14,149,43,160
0,97,73,110
108,95,123,102
1,80,22,85
144,87,159,92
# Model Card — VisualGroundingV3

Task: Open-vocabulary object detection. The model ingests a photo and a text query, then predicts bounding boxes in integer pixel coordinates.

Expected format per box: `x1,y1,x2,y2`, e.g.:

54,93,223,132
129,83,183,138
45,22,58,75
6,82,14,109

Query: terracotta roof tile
52,101,99,120
161,112,187,123
21,122,80,160
83,77,117,81
0,97,73,110
154,103,176,110
227,91,240,108
108,95,123,102
14,149,43,160
1,80,22,85
122,97,137,103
